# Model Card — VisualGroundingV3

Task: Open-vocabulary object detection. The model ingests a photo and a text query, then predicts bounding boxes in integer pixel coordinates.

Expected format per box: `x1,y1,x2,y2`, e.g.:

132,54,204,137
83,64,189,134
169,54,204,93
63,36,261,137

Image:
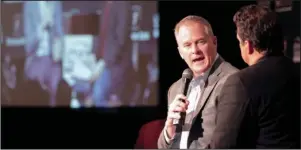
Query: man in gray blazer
157,15,238,149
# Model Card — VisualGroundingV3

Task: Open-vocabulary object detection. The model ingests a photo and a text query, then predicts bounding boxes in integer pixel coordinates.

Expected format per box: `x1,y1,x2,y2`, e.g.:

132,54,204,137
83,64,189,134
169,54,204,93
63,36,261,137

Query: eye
197,40,206,44
183,43,191,48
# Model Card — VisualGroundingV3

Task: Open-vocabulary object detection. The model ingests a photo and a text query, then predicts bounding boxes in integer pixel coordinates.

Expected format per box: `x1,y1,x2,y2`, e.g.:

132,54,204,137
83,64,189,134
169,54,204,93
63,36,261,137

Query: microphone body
173,69,193,126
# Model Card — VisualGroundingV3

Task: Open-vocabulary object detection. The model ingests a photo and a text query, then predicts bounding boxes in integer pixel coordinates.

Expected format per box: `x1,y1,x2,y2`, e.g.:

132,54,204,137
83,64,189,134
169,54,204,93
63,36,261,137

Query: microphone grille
182,68,193,79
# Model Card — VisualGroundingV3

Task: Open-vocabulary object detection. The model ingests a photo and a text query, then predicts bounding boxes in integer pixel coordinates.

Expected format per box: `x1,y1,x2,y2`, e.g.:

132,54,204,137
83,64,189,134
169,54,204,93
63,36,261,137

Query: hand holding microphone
164,69,193,140
164,94,189,139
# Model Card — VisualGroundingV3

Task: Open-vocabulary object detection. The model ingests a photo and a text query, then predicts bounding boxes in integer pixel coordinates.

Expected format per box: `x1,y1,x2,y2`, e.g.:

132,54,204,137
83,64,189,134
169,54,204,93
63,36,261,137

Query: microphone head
182,68,193,79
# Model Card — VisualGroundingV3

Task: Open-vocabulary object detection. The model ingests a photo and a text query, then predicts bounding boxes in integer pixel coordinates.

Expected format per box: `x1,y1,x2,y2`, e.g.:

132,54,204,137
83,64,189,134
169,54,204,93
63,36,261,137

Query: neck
248,51,266,66
193,73,203,79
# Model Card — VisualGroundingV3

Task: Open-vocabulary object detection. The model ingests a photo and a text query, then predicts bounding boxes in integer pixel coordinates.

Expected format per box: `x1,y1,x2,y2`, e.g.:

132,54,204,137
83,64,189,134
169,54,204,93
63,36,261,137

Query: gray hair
174,15,214,37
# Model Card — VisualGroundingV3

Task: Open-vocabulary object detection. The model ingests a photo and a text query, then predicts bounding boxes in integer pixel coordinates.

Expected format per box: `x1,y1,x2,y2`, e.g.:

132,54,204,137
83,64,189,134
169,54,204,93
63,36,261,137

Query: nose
191,43,200,54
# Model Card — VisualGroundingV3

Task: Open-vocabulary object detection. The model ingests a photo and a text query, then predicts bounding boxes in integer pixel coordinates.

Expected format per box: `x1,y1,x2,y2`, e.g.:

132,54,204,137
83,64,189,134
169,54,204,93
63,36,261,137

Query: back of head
233,4,284,55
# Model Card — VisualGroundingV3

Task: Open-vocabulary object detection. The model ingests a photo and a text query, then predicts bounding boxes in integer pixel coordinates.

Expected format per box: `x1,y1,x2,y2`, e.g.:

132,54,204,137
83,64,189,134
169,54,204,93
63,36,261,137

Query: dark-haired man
208,4,300,148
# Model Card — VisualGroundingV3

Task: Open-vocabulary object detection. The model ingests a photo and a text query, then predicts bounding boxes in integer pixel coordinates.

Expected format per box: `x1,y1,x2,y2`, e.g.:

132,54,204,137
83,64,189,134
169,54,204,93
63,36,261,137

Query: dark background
2,1,300,148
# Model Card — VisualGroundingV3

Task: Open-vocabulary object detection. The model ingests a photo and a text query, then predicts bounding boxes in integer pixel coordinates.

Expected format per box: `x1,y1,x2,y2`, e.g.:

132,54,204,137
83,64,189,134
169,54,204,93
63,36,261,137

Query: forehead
176,22,208,43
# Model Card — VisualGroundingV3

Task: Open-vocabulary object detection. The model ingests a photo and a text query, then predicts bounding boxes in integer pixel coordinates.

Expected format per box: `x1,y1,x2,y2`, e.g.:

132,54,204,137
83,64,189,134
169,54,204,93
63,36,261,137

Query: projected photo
1,1,159,108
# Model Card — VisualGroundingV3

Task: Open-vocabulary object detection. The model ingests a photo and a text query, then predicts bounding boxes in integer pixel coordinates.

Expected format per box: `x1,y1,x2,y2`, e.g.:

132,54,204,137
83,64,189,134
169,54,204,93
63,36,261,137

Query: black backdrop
2,1,299,148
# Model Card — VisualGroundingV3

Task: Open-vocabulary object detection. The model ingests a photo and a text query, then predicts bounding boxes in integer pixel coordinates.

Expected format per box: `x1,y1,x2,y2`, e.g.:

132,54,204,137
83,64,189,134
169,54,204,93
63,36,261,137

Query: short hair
233,4,284,53
174,15,214,37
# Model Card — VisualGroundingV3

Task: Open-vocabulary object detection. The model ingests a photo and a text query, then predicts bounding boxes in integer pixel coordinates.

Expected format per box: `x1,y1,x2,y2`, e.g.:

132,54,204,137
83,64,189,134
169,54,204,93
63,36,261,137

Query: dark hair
233,4,284,54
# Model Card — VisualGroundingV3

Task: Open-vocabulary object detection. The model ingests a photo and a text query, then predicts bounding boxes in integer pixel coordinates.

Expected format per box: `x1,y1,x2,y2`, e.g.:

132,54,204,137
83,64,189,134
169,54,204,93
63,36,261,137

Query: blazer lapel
194,57,223,118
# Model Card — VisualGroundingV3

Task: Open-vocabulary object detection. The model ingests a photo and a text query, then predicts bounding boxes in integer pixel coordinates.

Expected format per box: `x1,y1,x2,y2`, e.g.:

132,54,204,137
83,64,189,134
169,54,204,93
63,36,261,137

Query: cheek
180,51,190,62
239,44,244,53
184,54,191,64
241,47,245,54
200,44,213,58
240,46,248,59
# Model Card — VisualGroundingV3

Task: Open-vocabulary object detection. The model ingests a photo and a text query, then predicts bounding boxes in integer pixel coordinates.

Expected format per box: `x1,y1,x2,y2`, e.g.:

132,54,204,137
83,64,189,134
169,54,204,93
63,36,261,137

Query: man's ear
246,40,254,54
212,36,217,45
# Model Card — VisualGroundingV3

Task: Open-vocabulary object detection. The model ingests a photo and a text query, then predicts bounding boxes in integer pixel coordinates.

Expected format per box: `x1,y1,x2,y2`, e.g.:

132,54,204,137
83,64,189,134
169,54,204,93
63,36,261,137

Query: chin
242,58,250,66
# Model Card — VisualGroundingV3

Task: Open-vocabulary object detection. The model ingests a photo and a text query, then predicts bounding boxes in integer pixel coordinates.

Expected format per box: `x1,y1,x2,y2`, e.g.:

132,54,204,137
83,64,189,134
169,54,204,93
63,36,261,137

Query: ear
246,40,254,54
212,36,217,45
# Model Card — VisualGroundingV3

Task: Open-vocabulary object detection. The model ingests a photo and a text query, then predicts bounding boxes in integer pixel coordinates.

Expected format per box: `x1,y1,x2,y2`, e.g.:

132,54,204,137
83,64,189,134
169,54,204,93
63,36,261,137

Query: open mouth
192,57,205,63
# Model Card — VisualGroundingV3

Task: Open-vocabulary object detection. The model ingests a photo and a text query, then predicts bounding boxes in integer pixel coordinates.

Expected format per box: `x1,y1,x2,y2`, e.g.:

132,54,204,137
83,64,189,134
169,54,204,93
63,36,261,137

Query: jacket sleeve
157,82,177,149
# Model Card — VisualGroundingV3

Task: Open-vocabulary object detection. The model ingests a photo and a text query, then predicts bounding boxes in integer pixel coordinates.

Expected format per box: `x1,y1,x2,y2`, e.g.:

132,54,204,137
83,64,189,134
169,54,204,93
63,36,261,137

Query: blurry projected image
293,36,300,63
1,1,159,108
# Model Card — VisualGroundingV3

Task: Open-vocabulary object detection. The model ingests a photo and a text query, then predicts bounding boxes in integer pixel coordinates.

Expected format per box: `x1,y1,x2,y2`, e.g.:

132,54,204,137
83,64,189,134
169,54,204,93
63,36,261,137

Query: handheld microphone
173,68,193,126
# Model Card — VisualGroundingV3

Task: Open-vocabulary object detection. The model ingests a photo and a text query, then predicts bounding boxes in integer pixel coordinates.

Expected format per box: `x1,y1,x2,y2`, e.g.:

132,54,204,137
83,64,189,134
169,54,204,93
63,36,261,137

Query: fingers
166,111,181,126
169,94,189,113
165,94,189,127
173,105,187,112
167,111,181,120
167,94,189,119
174,94,188,103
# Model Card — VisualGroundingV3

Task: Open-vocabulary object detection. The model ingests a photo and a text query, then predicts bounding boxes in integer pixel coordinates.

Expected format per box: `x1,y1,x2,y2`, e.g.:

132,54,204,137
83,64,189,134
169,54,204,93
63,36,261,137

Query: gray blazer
157,56,239,149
